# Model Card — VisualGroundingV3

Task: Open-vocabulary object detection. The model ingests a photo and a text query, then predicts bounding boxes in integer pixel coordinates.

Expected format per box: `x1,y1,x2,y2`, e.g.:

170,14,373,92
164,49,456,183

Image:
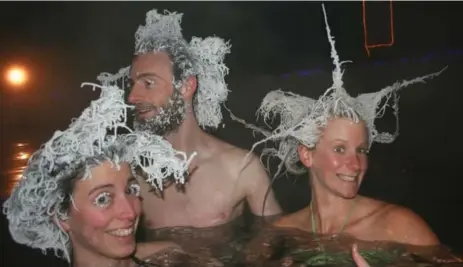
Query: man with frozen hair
99,9,282,257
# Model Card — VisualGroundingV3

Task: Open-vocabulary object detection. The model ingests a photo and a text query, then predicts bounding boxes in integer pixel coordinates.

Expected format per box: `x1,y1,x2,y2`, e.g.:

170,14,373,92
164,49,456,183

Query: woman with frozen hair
3,82,222,267
237,4,460,267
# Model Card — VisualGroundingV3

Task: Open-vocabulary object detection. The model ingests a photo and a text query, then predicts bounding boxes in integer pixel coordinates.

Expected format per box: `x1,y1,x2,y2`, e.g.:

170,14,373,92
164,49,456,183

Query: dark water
1,142,31,198
1,140,462,267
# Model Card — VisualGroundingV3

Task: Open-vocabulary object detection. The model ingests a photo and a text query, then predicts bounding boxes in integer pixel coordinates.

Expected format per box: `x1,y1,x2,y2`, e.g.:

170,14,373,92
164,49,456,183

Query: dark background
1,2,462,266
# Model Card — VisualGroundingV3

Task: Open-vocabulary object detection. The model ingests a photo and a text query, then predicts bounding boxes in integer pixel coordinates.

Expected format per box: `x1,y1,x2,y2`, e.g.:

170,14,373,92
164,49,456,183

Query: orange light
15,152,30,160
362,0,395,57
5,65,28,87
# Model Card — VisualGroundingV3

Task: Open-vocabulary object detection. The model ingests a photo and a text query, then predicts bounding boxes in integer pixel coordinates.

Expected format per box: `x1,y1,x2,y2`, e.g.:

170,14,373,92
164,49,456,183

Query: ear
298,144,314,168
53,214,71,232
180,76,197,100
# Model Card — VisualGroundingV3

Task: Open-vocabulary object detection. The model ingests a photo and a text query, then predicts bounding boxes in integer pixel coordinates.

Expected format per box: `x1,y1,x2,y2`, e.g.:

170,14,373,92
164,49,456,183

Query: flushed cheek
317,153,343,172
81,210,113,231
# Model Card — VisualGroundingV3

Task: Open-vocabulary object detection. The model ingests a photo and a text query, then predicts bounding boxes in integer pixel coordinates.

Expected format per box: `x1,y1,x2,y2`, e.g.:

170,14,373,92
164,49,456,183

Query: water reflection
2,142,32,197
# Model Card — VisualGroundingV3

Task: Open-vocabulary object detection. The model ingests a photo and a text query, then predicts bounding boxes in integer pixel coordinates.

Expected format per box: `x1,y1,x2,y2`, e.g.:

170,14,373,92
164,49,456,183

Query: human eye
333,145,345,154
93,192,112,208
125,79,135,90
357,147,370,155
126,183,141,197
143,79,156,89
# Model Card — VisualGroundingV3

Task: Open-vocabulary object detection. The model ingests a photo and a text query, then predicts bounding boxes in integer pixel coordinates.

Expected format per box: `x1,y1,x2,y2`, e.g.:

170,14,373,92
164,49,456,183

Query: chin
337,186,360,199
109,244,137,259
329,184,360,199
339,192,358,199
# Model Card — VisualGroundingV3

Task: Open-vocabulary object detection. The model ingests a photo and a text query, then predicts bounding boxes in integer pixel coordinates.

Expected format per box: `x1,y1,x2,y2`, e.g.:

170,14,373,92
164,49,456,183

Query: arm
240,154,282,218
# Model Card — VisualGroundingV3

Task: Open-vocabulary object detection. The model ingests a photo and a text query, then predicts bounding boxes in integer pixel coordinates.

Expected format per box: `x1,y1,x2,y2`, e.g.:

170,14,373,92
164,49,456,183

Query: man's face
128,52,187,136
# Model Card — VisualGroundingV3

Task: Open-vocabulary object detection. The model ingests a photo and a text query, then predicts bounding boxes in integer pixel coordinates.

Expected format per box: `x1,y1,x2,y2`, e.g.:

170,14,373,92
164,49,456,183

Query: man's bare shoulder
377,203,440,246
204,134,261,170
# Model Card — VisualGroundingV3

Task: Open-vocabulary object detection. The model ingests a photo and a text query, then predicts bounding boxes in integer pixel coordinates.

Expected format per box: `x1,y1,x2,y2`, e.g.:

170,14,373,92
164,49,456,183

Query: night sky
1,2,463,265
1,1,462,138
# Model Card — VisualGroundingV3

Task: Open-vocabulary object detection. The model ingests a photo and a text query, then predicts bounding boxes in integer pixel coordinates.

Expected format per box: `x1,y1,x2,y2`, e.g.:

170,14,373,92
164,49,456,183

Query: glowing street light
5,65,28,87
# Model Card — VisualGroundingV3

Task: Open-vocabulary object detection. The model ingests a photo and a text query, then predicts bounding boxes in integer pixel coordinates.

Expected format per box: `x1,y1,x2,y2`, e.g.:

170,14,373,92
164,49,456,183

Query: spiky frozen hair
232,4,446,176
98,9,231,129
2,82,195,262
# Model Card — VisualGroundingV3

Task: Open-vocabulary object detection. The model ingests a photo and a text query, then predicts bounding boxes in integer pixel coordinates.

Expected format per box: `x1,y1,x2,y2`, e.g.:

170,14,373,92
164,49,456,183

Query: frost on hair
122,131,196,191
2,82,195,263
98,9,231,129
229,3,447,178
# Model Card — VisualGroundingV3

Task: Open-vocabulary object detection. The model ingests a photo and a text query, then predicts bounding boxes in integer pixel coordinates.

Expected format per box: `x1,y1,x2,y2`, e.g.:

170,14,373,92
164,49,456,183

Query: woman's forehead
75,162,132,191
322,118,368,141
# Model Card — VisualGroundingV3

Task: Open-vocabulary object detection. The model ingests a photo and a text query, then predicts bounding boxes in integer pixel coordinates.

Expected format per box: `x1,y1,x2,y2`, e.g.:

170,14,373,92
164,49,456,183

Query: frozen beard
133,89,187,136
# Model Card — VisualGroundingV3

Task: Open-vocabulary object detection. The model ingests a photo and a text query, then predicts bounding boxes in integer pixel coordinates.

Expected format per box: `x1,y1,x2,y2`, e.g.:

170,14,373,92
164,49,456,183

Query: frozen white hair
230,4,447,177
98,9,231,129
2,82,196,262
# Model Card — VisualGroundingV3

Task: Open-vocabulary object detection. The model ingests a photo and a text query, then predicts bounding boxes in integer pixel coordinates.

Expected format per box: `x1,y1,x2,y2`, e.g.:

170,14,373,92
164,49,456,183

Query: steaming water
1,142,461,267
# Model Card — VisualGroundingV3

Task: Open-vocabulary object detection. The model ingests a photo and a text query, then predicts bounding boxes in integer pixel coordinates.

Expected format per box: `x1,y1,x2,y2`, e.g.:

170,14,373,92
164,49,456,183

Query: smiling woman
2,80,197,266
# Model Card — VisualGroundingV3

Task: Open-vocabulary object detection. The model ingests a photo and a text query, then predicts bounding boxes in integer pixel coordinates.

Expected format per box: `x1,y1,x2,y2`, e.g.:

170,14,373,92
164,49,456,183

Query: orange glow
16,143,29,147
15,152,30,160
5,65,28,86
362,0,395,57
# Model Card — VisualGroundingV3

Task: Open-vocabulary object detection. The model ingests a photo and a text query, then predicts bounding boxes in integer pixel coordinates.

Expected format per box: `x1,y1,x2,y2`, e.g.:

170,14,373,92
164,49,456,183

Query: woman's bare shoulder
361,197,440,246
273,207,310,231
382,204,439,246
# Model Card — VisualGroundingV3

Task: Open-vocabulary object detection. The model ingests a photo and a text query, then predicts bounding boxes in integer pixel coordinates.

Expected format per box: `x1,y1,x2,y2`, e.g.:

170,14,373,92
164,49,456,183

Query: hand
280,256,293,267
352,244,371,267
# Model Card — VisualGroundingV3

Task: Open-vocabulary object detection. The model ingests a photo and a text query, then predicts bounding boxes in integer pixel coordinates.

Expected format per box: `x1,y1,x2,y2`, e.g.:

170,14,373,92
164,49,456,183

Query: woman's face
299,117,369,199
61,161,141,260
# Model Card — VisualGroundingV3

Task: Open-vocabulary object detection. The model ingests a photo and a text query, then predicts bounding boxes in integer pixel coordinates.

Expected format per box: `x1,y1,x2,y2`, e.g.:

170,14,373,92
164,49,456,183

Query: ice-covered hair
98,9,231,129
2,82,196,262
231,4,447,176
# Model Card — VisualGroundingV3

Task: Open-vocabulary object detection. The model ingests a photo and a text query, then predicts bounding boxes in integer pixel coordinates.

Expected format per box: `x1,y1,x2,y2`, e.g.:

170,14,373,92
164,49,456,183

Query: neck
164,110,205,155
309,178,357,234
72,247,133,267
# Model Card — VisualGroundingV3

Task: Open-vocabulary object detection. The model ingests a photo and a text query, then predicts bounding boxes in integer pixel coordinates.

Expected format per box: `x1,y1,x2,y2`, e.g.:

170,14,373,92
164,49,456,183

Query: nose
346,154,361,172
127,83,143,105
115,195,138,221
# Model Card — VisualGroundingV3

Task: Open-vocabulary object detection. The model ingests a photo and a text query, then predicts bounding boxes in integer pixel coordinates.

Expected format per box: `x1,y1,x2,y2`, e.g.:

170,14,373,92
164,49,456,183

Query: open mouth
336,174,357,182
107,227,135,237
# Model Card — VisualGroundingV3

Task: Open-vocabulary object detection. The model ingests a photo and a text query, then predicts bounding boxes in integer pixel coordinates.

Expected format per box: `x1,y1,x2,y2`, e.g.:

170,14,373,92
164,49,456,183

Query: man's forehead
130,52,173,78
133,51,171,65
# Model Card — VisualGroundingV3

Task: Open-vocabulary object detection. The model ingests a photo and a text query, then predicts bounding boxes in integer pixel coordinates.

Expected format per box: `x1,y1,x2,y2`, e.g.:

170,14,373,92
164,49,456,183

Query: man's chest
140,171,246,228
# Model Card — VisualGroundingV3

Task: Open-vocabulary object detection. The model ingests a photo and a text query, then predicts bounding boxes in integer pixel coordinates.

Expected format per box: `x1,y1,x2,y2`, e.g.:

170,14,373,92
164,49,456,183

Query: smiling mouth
336,174,358,182
107,227,134,237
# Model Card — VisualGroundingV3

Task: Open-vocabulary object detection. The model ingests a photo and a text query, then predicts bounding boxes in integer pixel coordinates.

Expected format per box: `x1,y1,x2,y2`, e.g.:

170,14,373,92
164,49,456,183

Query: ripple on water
2,142,33,198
